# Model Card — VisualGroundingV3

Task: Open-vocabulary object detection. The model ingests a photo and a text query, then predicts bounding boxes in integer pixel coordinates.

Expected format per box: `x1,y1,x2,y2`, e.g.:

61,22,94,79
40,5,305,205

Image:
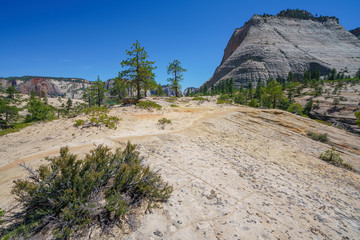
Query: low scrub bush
192,97,207,101
0,122,33,136
74,119,86,127
75,114,120,129
217,94,231,101
158,118,171,124
0,208,4,224
82,106,109,115
170,104,179,107
319,147,353,170
217,100,232,104
355,111,360,127
315,119,332,126
136,101,162,110
90,114,120,129
307,131,329,143
1,142,172,239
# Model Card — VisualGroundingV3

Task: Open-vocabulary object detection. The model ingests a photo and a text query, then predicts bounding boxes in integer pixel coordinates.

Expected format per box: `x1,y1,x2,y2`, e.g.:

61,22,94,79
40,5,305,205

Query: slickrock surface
0,97,359,239
205,15,360,88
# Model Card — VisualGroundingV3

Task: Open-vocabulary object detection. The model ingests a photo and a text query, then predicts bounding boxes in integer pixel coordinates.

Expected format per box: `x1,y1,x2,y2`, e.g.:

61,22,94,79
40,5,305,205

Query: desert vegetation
0,142,172,239
307,131,329,143
136,101,162,110
189,67,360,132
319,147,353,170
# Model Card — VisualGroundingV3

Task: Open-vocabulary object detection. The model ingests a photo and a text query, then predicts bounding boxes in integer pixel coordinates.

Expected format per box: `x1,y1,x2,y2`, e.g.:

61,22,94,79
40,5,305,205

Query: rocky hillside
0,76,91,99
204,10,360,89
0,97,359,239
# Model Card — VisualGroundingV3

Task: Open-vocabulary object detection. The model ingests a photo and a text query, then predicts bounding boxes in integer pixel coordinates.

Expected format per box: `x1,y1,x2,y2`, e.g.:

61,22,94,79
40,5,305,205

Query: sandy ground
0,97,360,240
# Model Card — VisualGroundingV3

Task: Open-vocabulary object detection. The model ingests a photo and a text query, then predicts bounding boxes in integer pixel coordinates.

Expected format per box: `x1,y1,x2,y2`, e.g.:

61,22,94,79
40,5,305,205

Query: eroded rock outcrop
0,76,91,99
205,12,360,88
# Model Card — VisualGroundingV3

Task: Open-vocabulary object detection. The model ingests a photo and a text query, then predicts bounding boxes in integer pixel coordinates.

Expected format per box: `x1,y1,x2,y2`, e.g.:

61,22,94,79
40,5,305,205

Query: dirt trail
0,97,359,239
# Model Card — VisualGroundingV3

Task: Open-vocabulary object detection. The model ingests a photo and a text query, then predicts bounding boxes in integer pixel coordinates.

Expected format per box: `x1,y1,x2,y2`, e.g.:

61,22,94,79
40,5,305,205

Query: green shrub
248,99,259,108
233,94,246,105
0,122,33,136
3,142,172,239
319,147,353,170
307,131,329,143
287,103,303,115
25,98,55,123
217,100,232,104
217,94,231,101
355,111,360,127
136,101,162,110
82,106,109,115
74,119,86,127
315,119,332,126
0,208,4,224
75,114,120,129
170,104,179,107
192,97,207,101
158,118,171,124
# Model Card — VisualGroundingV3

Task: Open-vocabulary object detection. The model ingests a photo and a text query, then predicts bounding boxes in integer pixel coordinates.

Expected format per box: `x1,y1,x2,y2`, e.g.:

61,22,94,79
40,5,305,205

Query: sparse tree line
83,40,186,106
0,40,187,135
192,67,360,122
262,9,339,23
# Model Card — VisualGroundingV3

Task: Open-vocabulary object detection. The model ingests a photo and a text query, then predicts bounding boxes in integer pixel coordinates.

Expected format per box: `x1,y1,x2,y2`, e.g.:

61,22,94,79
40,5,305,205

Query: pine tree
155,83,165,96
25,95,54,122
303,69,311,86
41,90,48,105
91,76,107,107
66,98,72,114
303,98,313,116
329,68,337,80
229,78,234,96
0,98,19,129
287,71,294,82
355,68,360,78
82,87,94,107
5,86,18,100
120,40,156,99
167,60,186,98
110,77,128,101
248,80,253,99
313,70,320,81
263,80,284,108
142,67,157,97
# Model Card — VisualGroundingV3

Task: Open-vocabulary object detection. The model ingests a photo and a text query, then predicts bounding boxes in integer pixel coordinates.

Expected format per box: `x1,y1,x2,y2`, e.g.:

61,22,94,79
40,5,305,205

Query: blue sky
1,0,359,89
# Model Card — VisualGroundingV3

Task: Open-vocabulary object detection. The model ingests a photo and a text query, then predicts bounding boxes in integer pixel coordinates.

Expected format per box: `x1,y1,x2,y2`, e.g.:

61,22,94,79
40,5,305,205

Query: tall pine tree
120,40,156,99
167,60,186,97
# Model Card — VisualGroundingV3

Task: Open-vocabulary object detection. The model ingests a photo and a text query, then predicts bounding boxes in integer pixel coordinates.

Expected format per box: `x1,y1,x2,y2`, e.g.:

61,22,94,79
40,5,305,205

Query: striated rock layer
205,15,360,88
0,76,91,99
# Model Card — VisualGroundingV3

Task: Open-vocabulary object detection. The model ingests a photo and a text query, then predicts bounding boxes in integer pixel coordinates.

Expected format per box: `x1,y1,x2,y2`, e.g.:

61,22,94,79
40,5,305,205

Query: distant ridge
0,76,91,99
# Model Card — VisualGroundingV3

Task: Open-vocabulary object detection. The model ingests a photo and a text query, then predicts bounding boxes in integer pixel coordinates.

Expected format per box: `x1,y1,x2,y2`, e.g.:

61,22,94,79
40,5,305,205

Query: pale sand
0,97,359,239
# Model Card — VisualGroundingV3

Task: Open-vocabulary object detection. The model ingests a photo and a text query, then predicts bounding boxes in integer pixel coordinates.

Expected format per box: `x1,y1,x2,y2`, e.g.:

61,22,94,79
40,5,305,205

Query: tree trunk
137,79,141,99
175,69,178,97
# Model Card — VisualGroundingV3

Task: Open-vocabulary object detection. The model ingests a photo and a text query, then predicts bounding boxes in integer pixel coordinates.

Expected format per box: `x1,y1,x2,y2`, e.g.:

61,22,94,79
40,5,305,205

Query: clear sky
1,0,359,89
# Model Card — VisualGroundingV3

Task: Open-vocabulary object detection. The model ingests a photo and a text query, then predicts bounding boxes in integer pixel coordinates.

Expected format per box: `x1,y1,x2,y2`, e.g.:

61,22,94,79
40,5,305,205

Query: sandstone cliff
205,12,360,88
0,76,91,99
